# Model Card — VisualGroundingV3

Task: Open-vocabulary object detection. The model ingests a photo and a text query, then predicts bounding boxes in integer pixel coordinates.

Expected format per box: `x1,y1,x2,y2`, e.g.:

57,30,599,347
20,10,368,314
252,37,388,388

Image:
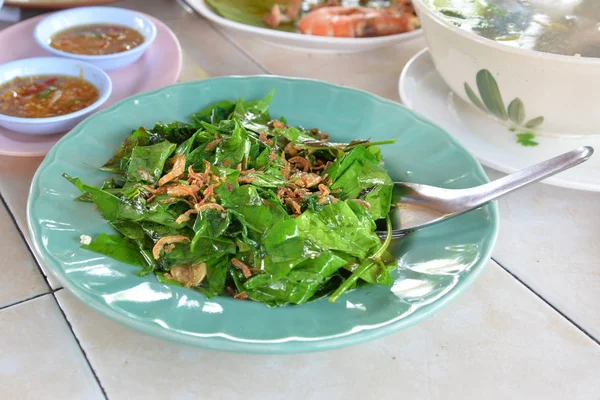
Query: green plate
27,76,498,353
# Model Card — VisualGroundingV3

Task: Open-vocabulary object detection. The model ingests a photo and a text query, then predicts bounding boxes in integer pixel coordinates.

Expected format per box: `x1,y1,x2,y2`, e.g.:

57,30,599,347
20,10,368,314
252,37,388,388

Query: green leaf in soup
439,8,467,18
190,100,236,126
205,0,296,32
464,83,487,112
82,233,148,268
476,69,508,120
125,141,176,185
507,98,526,126
524,116,544,129
101,127,151,173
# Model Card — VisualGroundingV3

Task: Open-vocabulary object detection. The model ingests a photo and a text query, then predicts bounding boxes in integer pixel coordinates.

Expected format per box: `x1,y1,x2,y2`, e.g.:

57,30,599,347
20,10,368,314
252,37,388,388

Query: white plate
399,49,600,192
187,0,423,53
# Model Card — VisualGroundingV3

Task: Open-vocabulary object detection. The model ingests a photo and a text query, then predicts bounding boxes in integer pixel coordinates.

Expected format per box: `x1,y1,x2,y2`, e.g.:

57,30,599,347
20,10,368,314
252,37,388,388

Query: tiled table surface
1,1,599,399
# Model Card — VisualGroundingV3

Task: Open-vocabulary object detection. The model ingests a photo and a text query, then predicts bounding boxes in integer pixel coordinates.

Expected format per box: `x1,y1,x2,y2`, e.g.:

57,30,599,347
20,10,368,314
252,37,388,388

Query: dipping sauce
427,0,600,58
0,75,99,118
50,24,145,55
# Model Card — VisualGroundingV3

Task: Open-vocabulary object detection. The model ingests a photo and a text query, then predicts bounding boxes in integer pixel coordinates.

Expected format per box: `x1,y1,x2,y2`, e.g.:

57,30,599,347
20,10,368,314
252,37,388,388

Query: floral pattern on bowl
464,69,544,146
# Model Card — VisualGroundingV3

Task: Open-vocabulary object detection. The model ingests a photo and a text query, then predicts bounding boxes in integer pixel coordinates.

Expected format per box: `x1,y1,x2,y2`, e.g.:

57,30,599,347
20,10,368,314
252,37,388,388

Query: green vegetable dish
64,91,397,306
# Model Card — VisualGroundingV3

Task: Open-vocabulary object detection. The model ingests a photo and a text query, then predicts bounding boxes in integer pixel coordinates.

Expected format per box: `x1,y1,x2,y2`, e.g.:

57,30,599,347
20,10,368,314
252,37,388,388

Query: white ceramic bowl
413,0,600,138
0,57,112,135
34,7,157,71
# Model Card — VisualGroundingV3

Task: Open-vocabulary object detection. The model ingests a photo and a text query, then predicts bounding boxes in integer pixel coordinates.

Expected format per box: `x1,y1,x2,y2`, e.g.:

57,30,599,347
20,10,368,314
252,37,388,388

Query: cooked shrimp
231,258,253,278
297,6,419,38
167,184,200,202
158,154,186,187
152,235,190,259
264,0,302,28
175,203,225,224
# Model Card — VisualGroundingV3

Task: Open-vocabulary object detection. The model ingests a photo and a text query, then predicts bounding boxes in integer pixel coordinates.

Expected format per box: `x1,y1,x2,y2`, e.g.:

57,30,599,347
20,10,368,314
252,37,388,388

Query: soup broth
428,0,600,57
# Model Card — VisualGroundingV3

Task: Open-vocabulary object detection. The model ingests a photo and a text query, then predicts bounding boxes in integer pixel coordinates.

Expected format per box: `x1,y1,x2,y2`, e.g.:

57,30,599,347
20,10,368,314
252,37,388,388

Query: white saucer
187,0,423,53
399,49,600,192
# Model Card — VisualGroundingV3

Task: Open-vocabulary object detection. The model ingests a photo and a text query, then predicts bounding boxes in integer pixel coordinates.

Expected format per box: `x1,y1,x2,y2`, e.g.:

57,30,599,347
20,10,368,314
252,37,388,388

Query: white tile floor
52,263,600,400
486,168,600,339
0,294,104,399
0,204,47,307
1,1,600,398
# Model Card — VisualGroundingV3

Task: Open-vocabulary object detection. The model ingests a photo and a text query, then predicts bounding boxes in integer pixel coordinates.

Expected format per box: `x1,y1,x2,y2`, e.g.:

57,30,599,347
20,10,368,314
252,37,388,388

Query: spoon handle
463,146,594,208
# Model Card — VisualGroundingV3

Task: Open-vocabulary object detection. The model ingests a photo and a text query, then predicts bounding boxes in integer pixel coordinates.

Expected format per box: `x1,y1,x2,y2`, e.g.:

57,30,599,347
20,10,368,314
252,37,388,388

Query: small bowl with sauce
0,57,112,135
34,7,157,71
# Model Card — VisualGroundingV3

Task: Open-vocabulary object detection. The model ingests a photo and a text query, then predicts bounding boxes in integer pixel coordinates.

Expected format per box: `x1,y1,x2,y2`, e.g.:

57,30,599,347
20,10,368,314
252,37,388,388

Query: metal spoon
377,146,594,239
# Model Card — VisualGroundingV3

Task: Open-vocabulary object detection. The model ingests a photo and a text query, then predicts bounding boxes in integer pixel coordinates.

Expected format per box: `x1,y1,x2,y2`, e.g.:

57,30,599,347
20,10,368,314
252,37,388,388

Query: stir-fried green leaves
65,91,397,306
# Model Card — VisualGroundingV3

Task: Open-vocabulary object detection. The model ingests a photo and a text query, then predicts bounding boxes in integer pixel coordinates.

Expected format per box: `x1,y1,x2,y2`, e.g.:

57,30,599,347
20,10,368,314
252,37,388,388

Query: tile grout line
50,291,110,400
0,291,50,312
180,0,272,75
492,256,600,346
0,193,108,396
0,191,52,291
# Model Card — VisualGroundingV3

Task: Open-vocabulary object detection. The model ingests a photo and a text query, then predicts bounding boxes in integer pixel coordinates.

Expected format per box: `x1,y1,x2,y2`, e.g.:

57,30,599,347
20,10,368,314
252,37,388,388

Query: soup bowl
0,57,112,135
34,6,157,71
413,0,600,138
